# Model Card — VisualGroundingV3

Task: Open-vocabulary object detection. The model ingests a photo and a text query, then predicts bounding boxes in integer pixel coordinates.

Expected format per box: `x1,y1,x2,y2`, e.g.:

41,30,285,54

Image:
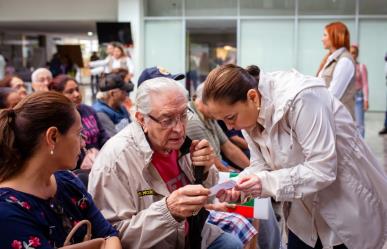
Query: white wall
0,0,117,21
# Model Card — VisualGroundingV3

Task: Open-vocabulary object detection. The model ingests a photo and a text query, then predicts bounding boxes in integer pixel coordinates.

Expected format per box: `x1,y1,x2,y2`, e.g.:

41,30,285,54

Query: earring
50,149,54,155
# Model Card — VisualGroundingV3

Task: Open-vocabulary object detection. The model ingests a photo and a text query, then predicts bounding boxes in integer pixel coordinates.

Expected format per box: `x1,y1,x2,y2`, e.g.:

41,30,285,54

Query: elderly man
187,83,250,172
31,67,52,92
93,72,133,137
88,77,243,249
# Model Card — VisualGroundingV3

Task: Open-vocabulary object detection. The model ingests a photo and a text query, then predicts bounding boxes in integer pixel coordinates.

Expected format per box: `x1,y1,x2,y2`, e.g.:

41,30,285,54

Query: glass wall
240,19,294,72
143,0,387,111
297,20,355,76
359,20,387,111
144,20,184,75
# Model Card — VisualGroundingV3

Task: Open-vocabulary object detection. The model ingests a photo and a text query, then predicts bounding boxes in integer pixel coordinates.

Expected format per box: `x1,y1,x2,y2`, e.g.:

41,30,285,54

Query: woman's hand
235,175,262,199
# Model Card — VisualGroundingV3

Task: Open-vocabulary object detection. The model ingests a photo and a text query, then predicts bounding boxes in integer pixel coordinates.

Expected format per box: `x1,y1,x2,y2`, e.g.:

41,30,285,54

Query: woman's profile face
322,29,332,50
113,47,123,59
206,95,259,130
63,80,82,106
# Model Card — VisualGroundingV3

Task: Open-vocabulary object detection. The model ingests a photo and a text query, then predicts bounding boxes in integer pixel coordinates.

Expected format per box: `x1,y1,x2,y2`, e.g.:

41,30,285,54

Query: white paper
253,198,270,220
209,180,237,197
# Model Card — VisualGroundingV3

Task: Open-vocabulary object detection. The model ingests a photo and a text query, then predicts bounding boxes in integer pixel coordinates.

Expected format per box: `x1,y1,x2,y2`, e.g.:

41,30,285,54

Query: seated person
218,120,250,170
49,75,109,169
0,75,27,98
31,68,52,92
187,83,250,172
93,72,133,137
88,77,244,249
0,87,21,109
0,91,121,248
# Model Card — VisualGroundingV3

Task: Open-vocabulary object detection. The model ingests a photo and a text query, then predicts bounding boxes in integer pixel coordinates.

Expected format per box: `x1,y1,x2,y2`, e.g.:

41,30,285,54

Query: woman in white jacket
202,64,387,249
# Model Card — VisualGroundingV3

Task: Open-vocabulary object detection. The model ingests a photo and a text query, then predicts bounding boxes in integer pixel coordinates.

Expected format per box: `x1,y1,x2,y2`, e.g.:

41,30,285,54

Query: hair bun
246,65,260,83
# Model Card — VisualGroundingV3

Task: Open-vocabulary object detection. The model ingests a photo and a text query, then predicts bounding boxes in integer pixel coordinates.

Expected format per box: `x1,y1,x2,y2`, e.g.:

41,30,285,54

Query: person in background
379,52,387,135
187,83,250,172
49,75,109,169
0,87,21,109
93,72,133,137
31,68,52,92
350,44,369,138
88,43,115,75
205,64,387,249
89,51,100,98
0,75,27,98
317,21,356,119
89,43,134,79
0,91,121,248
111,68,134,114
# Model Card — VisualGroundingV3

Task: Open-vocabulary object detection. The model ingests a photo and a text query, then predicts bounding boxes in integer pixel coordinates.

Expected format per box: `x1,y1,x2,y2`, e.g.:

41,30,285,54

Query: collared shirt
319,47,355,99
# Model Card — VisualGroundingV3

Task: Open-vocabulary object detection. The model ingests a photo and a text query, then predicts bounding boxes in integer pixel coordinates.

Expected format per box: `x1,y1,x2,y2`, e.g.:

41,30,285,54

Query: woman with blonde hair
317,21,356,119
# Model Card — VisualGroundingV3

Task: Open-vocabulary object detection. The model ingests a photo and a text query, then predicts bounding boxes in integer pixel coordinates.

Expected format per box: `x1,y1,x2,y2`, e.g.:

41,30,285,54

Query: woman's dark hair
0,91,76,181
0,87,17,109
48,74,77,92
202,64,260,105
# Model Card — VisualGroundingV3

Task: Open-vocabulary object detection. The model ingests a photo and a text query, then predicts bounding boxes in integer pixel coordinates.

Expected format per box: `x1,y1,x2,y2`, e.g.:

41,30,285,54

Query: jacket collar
130,121,191,168
250,70,326,134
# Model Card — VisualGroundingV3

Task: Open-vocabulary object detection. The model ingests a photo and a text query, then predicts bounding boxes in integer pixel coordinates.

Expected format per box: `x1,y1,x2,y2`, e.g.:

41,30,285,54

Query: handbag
59,220,106,249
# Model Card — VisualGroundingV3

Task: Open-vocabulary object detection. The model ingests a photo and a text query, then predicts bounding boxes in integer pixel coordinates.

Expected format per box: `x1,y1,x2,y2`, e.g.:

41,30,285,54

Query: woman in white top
89,43,135,79
317,22,356,119
203,64,387,249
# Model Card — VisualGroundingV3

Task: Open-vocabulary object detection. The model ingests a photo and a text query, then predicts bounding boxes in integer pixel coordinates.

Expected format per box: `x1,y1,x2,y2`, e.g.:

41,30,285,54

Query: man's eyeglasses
147,109,193,129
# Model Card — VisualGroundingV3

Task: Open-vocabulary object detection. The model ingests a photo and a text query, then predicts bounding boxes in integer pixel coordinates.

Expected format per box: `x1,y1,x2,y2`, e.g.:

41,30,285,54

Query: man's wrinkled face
142,90,188,153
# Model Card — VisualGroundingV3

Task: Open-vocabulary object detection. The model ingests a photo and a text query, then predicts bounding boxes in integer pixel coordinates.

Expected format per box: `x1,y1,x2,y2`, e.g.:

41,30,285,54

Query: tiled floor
364,112,387,249
364,112,387,171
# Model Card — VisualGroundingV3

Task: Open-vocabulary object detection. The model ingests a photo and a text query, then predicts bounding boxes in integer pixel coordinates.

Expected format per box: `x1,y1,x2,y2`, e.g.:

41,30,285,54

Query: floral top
0,171,118,249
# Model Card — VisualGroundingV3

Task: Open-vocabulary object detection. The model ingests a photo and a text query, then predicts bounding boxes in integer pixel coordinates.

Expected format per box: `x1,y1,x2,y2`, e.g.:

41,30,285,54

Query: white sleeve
239,130,271,177
126,57,135,76
89,57,109,68
254,88,338,201
328,57,355,99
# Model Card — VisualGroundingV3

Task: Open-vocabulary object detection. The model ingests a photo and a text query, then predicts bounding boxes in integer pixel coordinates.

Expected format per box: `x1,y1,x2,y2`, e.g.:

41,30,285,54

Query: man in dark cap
93,72,134,137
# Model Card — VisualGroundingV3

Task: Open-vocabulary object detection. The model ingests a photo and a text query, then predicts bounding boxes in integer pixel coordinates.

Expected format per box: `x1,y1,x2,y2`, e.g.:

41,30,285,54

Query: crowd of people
0,22,386,249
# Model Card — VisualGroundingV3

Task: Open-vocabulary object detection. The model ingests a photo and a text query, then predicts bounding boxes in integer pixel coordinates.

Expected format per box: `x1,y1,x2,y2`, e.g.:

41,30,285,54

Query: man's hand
166,185,210,220
190,139,214,173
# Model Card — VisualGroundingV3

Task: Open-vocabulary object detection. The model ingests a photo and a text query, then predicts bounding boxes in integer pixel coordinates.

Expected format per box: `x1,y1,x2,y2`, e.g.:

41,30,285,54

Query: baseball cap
137,66,185,86
98,73,134,92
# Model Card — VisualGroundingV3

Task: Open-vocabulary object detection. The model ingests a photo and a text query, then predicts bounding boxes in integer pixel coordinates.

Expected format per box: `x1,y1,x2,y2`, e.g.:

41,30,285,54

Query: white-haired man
88,77,243,249
31,68,52,92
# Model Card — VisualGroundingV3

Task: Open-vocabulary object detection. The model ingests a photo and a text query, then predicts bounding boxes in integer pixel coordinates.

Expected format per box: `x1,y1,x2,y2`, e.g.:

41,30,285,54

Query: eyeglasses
147,109,193,129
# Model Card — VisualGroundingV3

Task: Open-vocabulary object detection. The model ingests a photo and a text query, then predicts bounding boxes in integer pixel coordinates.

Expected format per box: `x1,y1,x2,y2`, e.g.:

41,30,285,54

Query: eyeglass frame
146,108,194,129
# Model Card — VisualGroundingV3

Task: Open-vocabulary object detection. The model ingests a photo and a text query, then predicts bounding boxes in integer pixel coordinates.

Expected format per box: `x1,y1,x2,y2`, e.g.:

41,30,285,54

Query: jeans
288,230,348,249
354,90,365,138
208,232,243,249
257,201,282,249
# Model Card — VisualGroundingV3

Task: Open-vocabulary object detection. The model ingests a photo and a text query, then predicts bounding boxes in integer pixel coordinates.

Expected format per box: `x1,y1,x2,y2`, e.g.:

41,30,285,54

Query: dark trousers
288,230,348,249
